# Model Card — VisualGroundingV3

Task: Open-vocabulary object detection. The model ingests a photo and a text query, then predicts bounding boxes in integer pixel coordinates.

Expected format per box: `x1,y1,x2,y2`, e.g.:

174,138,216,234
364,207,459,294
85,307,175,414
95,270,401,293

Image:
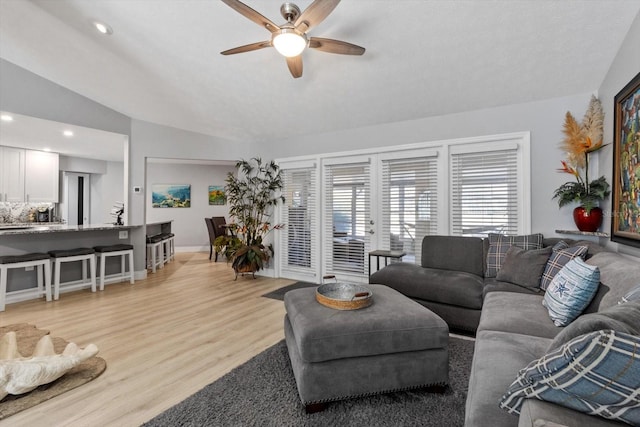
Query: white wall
59,156,124,224
146,162,235,249
259,93,596,238
93,161,125,224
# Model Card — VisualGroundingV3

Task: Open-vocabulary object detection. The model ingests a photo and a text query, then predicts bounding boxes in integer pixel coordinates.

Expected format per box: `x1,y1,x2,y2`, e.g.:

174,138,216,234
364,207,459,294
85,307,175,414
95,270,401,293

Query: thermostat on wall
133,186,143,194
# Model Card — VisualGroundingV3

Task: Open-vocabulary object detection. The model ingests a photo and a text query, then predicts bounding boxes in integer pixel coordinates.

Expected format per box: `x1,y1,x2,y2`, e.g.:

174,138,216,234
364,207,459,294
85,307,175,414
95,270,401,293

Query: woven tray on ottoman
284,284,449,412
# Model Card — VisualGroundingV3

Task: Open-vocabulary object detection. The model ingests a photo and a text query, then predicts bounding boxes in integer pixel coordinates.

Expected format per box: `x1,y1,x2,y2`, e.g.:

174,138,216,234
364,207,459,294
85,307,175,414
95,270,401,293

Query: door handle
369,229,375,235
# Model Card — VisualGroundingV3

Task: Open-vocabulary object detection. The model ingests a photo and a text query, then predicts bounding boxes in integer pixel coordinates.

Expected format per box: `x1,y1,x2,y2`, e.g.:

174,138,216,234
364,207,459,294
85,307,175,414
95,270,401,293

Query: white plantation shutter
381,156,438,264
323,162,371,276
450,147,519,236
280,166,317,274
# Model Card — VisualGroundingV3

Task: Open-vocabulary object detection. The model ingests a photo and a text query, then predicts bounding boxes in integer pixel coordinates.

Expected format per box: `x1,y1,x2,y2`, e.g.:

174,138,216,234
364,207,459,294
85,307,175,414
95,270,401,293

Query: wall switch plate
133,186,142,194
119,230,128,239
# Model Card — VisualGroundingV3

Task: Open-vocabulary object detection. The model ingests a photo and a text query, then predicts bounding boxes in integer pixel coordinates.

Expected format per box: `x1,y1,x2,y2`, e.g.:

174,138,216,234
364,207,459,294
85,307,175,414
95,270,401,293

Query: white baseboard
177,246,208,253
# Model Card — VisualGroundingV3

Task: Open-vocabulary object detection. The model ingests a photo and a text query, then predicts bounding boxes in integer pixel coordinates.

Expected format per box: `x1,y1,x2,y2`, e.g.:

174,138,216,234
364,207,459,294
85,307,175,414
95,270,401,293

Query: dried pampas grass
560,96,605,168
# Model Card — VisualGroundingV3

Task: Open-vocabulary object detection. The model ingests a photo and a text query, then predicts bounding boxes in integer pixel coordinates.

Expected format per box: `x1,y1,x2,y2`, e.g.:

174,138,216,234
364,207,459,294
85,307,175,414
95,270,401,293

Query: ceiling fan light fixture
272,29,307,57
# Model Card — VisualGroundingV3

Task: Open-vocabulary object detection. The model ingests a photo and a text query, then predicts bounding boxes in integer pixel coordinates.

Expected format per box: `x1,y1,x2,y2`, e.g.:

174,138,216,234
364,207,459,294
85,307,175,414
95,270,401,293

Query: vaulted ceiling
1,0,639,143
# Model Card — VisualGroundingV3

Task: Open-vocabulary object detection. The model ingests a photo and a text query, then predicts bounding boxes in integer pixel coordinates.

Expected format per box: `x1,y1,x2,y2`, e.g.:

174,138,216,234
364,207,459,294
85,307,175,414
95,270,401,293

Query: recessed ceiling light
1,114,13,122
63,130,74,137
93,21,113,35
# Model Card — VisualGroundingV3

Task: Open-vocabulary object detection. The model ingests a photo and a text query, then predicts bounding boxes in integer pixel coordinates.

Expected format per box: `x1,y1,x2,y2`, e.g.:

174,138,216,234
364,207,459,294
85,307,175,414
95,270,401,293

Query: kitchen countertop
0,223,139,236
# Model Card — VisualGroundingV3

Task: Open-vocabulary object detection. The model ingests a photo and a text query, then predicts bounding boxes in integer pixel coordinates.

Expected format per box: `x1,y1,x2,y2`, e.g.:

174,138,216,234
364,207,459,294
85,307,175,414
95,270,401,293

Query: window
281,167,317,272
323,162,371,275
450,145,519,236
381,156,438,263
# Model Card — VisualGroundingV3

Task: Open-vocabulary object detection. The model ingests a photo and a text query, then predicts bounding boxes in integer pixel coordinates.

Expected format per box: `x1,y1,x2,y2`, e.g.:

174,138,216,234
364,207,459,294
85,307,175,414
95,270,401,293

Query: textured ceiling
0,0,639,144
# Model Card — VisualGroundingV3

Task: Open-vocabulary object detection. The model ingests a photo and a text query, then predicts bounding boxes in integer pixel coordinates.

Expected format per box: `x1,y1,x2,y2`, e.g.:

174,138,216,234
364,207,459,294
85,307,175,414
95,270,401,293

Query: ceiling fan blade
221,40,271,55
295,0,340,32
286,55,303,78
221,0,280,33
308,37,365,55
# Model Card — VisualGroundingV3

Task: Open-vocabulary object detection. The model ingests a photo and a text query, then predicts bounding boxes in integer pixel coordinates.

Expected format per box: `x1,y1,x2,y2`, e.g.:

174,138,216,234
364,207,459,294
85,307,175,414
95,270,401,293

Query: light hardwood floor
0,252,294,427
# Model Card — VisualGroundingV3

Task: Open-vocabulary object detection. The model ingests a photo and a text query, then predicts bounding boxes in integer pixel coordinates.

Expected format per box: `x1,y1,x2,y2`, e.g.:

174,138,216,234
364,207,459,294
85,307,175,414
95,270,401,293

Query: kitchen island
0,223,141,306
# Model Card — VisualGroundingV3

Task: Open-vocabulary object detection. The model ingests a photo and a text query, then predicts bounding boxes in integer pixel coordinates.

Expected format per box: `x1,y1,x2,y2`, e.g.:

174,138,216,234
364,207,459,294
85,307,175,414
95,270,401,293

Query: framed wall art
611,72,640,247
152,184,191,208
208,185,226,205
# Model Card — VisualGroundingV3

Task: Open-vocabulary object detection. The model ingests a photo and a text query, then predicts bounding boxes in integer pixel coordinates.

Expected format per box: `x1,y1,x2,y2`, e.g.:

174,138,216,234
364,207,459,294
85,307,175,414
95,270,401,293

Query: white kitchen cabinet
25,150,59,203
0,146,26,202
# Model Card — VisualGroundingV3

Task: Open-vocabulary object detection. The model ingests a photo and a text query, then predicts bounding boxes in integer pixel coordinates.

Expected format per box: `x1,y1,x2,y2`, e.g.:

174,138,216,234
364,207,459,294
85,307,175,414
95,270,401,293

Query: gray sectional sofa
369,235,640,427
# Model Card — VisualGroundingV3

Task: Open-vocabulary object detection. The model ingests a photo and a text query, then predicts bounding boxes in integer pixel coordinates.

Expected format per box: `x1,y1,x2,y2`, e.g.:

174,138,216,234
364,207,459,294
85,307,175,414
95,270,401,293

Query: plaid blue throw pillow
543,258,600,326
540,241,589,291
485,233,543,278
500,330,640,426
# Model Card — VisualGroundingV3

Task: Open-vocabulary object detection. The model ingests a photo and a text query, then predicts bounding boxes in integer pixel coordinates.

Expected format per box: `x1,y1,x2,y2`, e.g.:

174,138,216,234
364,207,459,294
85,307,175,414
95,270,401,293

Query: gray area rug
144,337,474,426
261,281,317,301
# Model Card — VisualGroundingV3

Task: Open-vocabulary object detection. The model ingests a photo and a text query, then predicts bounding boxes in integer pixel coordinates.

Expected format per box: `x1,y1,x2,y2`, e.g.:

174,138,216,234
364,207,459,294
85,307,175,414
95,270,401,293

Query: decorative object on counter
611,72,640,248
214,158,285,279
553,95,610,232
0,324,106,419
208,185,226,205
152,184,191,208
110,202,124,225
0,331,98,401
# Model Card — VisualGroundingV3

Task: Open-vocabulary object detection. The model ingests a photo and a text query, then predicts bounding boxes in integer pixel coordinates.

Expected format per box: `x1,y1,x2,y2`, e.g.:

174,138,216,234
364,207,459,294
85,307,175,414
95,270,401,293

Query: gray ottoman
284,284,449,411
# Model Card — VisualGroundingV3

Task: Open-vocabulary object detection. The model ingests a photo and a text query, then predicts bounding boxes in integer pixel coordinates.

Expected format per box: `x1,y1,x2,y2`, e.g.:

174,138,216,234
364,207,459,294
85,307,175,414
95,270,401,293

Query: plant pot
233,263,258,280
573,206,603,232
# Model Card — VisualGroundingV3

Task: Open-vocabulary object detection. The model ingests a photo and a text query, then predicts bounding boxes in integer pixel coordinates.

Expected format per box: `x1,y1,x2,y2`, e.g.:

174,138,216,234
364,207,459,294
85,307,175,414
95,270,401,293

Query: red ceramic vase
573,206,603,232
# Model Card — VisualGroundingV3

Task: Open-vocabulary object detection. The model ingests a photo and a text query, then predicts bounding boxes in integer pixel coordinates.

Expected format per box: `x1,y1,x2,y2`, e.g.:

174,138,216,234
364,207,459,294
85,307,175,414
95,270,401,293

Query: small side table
368,250,406,276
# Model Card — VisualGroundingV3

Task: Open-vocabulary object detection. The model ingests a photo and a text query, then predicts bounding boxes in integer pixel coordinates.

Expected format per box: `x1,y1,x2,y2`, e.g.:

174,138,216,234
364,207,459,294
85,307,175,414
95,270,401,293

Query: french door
322,155,374,283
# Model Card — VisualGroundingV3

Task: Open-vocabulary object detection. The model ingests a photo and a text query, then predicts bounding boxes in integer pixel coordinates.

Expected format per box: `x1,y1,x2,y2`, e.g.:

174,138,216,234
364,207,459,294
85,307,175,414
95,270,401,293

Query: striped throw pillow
500,330,640,426
539,241,588,291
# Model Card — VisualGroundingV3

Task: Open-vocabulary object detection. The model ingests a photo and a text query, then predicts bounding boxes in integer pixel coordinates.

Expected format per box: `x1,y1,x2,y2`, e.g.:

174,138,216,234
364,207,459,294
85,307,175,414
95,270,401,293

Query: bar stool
160,233,175,264
48,248,96,300
146,235,164,273
0,253,52,311
94,244,135,290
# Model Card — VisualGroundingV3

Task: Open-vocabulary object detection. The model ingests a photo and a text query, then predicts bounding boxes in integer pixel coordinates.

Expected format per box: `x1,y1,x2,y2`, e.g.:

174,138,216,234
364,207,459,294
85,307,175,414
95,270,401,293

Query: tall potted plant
214,158,284,279
552,96,610,232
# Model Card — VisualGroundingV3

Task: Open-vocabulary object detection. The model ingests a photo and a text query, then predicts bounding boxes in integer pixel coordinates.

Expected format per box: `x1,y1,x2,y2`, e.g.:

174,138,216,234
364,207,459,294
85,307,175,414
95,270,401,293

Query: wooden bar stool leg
44,261,52,302
99,253,106,291
90,255,97,293
54,258,62,300
0,266,7,312
128,251,135,284
37,263,44,297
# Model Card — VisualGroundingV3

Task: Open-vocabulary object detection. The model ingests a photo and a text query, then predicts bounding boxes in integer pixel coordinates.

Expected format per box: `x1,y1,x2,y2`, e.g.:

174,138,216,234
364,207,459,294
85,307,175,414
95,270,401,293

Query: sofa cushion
483,278,541,298
478,292,562,339
518,399,628,427
585,252,640,313
620,284,640,304
486,233,544,278
547,301,640,351
539,241,588,291
543,258,600,327
496,246,552,291
421,235,485,277
500,330,640,426
369,262,485,310
465,330,550,427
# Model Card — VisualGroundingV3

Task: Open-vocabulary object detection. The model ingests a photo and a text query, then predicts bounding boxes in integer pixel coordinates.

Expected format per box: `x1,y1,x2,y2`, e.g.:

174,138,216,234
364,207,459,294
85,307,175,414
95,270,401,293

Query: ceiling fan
220,0,365,78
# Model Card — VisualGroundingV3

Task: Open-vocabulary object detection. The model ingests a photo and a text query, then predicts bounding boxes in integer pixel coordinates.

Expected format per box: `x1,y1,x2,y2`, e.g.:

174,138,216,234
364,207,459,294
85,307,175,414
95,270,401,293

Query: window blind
323,163,371,275
450,148,519,236
281,167,317,273
381,157,438,264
